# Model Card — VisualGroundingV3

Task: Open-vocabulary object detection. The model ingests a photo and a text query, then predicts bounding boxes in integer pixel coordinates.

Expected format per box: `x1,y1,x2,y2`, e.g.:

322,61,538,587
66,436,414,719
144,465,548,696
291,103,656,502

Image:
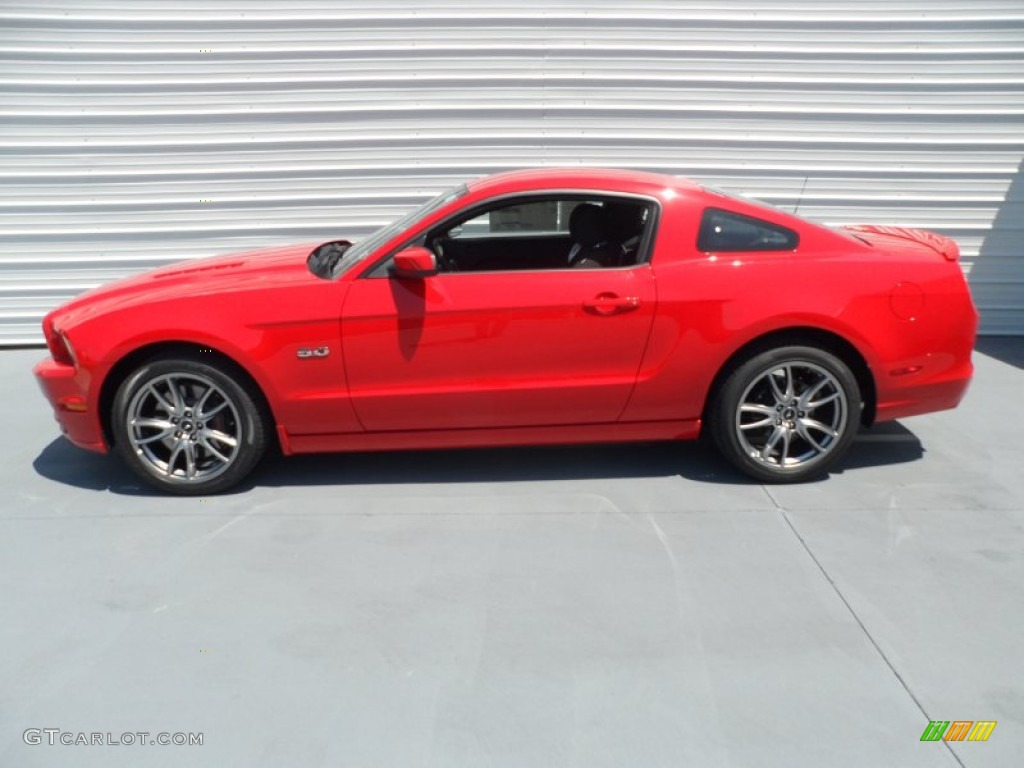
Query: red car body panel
34,168,978,460
340,266,658,431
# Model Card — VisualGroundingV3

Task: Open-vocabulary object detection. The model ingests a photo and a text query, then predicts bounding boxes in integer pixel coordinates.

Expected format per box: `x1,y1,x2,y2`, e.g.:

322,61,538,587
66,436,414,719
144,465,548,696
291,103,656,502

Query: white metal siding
2,0,1022,343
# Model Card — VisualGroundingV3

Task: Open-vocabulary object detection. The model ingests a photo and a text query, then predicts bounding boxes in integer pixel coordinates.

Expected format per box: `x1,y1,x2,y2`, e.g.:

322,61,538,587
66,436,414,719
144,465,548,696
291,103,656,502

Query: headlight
43,316,77,367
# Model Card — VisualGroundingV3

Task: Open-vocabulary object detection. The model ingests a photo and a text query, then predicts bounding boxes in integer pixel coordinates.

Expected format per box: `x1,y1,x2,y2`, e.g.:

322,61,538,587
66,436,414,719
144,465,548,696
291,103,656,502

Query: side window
425,196,654,273
450,200,577,237
698,208,798,252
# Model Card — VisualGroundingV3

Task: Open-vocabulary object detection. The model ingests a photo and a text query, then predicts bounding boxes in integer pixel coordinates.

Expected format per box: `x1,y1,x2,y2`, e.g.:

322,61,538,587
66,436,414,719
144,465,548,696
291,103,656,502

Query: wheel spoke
166,442,184,476
800,417,838,439
795,420,827,453
183,441,197,479
799,376,829,408
808,391,841,409
132,417,174,431
199,435,231,463
768,367,792,403
762,426,785,459
739,403,774,430
779,428,793,464
167,377,185,413
147,384,175,413
199,400,229,420
194,386,215,416
204,428,237,448
136,428,175,445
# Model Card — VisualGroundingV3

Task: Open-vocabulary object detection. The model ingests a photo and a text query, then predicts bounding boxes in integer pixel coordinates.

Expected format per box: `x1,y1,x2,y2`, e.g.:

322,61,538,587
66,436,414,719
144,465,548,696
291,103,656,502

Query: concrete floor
2,343,1022,768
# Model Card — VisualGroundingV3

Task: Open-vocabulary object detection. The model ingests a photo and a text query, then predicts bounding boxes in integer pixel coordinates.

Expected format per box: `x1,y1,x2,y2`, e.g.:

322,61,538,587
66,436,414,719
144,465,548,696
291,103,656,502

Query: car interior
422,196,654,272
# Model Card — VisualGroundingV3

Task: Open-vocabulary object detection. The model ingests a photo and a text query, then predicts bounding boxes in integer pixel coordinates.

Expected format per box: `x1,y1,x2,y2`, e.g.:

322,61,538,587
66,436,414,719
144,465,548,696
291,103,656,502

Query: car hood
52,242,326,329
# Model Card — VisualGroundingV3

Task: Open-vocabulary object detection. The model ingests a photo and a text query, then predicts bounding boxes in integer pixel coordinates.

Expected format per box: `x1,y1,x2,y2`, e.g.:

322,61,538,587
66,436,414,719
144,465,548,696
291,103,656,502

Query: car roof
459,168,862,253
467,167,703,198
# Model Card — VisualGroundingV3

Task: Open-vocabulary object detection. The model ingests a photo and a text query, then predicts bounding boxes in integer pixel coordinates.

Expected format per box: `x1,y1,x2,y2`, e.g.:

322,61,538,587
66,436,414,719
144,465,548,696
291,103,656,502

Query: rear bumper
874,355,974,423
33,357,108,453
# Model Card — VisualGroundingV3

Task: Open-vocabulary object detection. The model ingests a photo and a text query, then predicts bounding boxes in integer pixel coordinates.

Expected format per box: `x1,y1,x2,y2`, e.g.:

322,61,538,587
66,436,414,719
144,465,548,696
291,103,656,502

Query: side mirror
392,246,438,279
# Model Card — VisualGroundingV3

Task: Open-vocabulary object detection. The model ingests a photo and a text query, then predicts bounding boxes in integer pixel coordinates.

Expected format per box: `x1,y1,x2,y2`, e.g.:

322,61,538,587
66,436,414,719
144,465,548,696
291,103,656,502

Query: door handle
583,293,641,316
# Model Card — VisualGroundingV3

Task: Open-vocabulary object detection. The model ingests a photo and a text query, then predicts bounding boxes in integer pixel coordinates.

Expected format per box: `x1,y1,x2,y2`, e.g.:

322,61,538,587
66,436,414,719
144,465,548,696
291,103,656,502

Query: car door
340,265,657,432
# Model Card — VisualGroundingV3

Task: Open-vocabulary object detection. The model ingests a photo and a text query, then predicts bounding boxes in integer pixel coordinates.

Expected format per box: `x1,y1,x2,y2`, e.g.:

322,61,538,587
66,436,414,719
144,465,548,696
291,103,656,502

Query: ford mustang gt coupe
35,168,978,494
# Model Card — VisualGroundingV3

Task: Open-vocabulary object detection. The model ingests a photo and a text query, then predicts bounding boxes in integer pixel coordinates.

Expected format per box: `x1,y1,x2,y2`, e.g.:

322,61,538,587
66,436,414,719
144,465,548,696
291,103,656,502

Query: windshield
332,183,469,276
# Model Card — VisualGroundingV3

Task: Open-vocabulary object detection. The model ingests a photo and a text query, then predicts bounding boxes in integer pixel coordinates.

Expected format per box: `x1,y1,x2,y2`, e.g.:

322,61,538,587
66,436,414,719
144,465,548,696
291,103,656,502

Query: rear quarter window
698,208,798,252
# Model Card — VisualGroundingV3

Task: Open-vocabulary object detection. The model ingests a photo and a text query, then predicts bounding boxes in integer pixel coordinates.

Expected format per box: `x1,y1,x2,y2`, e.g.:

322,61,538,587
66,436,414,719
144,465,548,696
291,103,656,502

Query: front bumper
33,357,108,453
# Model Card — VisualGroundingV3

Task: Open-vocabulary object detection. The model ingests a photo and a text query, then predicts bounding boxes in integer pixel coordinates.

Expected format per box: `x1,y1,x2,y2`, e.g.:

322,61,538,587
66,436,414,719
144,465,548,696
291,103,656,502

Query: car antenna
793,176,809,215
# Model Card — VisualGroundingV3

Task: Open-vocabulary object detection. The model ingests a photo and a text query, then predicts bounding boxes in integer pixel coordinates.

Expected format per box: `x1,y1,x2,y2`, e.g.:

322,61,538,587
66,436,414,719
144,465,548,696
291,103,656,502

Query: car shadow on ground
33,421,922,496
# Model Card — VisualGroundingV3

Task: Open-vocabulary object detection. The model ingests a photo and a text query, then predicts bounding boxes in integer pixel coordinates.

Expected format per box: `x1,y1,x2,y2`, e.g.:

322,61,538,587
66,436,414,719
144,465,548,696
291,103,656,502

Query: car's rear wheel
710,345,861,483
112,357,268,495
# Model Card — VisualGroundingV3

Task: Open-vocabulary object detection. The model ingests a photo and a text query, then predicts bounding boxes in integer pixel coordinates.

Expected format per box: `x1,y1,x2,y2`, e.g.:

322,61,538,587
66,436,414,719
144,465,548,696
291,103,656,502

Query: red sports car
34,168,978,494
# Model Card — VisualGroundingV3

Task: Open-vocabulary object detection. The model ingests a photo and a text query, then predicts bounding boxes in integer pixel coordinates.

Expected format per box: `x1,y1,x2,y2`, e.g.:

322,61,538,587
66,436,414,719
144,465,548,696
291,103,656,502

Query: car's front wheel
710,345,862,483
112,357,268,495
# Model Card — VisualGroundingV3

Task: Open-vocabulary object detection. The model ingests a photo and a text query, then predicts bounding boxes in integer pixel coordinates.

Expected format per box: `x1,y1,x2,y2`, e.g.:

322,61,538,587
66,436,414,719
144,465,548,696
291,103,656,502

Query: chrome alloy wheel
125,372,241,484
734,361,848,472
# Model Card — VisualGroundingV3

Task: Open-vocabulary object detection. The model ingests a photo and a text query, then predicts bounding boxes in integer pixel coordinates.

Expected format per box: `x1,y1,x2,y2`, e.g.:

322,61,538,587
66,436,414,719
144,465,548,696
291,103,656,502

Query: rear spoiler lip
840,224,960,261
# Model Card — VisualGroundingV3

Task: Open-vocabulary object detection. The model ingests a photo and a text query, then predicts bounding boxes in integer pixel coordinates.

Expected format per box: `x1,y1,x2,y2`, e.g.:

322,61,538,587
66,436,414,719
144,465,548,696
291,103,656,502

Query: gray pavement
2,343,1022,767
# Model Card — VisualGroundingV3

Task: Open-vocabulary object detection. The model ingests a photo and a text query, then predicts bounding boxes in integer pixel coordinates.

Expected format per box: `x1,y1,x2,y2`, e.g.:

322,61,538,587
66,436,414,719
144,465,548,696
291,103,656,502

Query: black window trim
359,189,662,278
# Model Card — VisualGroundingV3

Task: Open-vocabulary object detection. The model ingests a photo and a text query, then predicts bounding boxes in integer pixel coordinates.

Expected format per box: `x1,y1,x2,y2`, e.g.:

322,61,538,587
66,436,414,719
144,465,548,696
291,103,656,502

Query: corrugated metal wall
2,0,1022,344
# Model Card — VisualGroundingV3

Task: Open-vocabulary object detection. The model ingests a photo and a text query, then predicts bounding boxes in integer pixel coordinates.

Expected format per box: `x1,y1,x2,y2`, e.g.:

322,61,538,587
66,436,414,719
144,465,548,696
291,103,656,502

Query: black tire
709,345,862,483
112,357,269,495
